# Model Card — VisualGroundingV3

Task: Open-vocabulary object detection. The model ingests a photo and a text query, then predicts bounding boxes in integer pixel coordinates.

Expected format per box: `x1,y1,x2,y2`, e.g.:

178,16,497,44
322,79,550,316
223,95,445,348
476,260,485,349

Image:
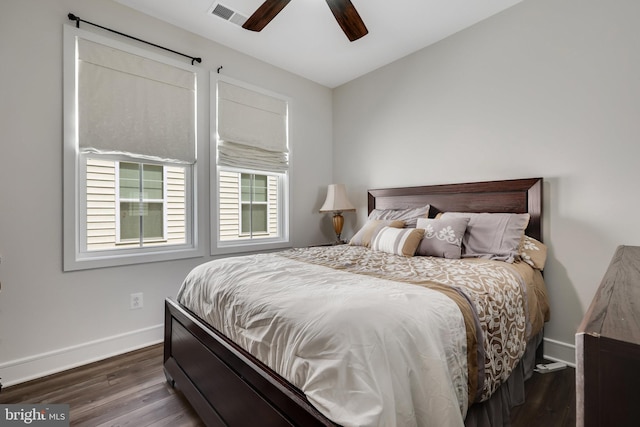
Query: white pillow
349,220,404,248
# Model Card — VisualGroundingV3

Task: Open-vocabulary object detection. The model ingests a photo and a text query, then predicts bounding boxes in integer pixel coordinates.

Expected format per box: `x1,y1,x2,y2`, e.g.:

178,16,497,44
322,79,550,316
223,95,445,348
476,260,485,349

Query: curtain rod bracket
67,13,202,66
217,66,223,74
68,13,80,28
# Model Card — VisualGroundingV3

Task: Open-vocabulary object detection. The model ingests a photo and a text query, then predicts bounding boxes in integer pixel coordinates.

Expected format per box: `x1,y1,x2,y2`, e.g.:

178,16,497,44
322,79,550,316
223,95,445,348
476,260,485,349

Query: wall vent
210,3,248,27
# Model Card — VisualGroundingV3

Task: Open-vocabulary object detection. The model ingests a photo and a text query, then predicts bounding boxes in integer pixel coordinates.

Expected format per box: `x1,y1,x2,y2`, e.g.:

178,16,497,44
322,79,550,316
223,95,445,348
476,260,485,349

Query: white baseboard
543,337,576,367
0,324,163,388
0,327,578,388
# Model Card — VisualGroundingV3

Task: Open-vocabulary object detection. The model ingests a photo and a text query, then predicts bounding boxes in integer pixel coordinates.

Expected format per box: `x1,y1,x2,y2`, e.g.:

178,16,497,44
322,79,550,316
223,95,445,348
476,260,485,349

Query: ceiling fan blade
326,0,368,41
243,0,291,32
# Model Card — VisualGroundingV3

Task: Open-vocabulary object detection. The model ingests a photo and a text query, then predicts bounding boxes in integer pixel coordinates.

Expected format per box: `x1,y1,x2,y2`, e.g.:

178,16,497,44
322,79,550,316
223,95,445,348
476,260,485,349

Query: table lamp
319,184,355,244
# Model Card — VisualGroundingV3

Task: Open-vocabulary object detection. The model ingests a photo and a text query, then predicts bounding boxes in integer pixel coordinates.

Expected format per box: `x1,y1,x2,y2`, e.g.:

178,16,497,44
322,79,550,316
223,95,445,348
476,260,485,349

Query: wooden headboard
368,178,543,241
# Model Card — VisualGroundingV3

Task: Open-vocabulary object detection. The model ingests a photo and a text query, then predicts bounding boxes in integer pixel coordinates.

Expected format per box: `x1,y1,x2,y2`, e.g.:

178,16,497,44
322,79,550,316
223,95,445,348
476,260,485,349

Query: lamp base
332,212,345,244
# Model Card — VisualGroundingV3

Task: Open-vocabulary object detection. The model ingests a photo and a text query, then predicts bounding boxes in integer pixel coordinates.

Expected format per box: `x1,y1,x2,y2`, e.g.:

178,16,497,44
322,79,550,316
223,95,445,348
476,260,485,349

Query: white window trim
211,74,291,255
63,25,203,271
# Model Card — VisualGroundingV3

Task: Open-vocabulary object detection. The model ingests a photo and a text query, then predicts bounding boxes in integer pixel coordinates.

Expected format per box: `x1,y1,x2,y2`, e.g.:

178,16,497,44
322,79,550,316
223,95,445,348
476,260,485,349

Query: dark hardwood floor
0,344,575,426
0,344,203,427
511,362,576,427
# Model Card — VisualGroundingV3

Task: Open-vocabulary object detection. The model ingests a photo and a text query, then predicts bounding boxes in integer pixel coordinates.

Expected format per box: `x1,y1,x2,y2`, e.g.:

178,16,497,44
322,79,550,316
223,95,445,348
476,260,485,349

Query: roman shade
217,80,288,173
77,38,196,164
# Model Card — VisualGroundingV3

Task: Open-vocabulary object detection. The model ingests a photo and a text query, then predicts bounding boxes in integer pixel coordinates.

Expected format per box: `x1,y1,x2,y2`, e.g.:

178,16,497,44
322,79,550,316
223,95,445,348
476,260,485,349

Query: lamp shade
319,184,356,213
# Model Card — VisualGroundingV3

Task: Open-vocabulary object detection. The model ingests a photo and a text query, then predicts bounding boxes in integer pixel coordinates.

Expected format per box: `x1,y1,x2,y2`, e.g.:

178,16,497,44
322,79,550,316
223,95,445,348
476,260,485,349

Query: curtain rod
67,13,202,65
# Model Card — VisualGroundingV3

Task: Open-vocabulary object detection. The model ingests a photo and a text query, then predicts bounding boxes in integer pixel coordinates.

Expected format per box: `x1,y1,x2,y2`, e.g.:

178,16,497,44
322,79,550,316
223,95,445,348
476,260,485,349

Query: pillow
519,235,548,270
415,217,470,259
371,226,424,257
368,205,430,228
440,212,530,263
349,219,405,247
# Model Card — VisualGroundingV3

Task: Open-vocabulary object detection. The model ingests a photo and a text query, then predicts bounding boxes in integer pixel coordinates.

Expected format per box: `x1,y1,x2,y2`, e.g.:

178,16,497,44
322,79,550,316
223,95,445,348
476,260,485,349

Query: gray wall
0,0,333,385
333,0,640,364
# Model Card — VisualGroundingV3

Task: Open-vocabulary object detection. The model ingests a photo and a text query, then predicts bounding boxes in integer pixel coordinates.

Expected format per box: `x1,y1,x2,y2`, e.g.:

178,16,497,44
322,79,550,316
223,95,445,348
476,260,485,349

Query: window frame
64,26,202,271
239,172,270,237
115,161,167,245
215,165,289,252
211,74,291,255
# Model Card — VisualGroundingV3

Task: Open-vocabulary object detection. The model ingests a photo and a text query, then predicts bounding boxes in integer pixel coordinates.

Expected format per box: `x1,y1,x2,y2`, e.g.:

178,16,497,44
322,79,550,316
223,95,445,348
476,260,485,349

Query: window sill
212,239,291,257
64,245,203,272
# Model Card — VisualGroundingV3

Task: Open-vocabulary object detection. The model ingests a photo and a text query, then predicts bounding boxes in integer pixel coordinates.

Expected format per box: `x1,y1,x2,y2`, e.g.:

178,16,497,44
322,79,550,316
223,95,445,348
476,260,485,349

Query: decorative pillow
415,217,470,259
440,212,530,263
349,220,405,248
371,226,424,257
368,205,430,228
519,235,548,270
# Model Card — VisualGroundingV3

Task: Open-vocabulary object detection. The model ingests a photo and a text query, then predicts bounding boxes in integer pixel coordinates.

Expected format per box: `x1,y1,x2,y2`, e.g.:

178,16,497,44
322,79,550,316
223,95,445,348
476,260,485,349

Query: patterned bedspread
282,245,549,402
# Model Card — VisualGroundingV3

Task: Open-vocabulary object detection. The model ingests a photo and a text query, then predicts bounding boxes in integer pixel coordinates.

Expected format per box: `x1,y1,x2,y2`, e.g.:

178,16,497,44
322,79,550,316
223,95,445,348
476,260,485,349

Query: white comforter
178,252,469,427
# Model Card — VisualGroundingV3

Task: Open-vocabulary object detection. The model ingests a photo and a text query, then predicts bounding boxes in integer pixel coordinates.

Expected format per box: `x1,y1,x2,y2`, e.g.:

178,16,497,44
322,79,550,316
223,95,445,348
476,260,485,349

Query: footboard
163,298,336,427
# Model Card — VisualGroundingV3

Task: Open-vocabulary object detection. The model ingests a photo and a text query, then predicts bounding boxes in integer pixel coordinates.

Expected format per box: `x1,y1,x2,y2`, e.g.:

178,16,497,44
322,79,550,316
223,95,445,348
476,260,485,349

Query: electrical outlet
130,292,143,310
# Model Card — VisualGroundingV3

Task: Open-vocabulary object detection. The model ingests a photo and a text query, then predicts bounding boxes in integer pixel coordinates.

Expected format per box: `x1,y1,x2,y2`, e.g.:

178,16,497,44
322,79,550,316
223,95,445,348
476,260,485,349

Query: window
218,170,280,241
240,173,268,235
84,158,188,252
213,77,290,252
64,26,201,270
118,162,165,243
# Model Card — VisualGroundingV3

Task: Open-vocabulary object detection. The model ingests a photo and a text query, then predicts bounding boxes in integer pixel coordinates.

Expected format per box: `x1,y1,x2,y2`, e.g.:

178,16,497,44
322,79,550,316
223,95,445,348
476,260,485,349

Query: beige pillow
349,220,405,248
371,226,424,257
519,235,548,270
368,205,430,228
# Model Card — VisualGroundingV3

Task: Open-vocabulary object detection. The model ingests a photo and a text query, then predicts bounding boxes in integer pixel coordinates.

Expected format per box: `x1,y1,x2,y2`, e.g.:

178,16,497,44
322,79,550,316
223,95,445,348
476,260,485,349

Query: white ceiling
115,0,523,88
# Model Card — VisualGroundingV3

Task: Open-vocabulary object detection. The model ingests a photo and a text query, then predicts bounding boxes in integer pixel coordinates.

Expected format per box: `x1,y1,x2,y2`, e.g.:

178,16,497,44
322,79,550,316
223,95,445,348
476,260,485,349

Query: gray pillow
367,205,430,228
440,212,530,263
415,217,469,259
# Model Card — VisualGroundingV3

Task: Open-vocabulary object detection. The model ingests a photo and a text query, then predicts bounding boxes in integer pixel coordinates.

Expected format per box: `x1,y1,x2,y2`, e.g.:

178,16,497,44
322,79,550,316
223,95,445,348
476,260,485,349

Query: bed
164,177,549,427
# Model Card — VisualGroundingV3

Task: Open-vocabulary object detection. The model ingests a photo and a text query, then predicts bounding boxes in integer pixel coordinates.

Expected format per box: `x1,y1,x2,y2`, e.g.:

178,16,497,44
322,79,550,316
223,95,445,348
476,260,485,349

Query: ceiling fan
242,0,368,42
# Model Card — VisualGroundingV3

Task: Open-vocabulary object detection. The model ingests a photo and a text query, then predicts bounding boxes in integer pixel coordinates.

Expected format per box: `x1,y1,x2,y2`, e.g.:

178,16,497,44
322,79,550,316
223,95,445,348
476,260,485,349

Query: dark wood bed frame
164,177,543,427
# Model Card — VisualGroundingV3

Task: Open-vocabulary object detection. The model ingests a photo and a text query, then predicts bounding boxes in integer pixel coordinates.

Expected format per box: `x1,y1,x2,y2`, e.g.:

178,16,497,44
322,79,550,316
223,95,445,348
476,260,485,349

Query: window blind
217,81,288,173
78,39,196,164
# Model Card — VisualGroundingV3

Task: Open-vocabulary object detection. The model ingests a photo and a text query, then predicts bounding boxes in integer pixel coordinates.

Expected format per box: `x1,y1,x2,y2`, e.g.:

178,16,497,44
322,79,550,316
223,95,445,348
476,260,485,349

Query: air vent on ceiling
211,3,248,27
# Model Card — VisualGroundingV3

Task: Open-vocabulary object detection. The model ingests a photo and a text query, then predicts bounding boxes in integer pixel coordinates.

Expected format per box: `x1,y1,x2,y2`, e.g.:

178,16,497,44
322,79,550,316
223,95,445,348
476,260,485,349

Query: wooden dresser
576,245,640,427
